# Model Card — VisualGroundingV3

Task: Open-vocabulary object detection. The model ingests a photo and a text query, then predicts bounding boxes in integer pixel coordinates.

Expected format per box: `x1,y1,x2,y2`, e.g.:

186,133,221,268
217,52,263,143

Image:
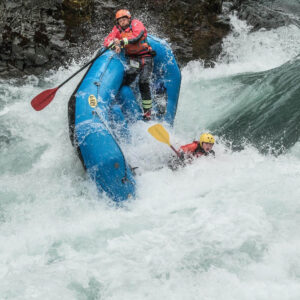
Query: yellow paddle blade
148,123,170,146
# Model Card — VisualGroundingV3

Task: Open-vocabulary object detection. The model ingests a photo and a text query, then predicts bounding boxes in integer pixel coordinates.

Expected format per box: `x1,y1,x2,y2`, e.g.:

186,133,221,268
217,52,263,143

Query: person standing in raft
168,133,215,170
104,9,154,121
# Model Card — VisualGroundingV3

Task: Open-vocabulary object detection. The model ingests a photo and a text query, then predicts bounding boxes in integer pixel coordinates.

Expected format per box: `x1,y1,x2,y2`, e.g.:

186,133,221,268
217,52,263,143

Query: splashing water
1,13,300,300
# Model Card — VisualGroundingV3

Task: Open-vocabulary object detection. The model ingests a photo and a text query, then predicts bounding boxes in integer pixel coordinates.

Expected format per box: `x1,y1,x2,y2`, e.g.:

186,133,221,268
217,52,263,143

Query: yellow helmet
199,133,215,148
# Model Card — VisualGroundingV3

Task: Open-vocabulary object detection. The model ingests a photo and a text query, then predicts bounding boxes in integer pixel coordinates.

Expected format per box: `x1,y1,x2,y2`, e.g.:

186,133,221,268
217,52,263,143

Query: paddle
31,45,113,111
148,123,182,158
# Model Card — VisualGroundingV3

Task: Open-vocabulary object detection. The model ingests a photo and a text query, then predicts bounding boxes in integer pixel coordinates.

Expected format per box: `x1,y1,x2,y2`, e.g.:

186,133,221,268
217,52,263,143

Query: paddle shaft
170,145,182,158
31,46,114,111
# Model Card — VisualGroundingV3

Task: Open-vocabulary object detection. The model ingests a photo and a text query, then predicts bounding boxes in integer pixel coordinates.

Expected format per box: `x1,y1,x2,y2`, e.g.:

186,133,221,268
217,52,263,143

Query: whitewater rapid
1,14,300,300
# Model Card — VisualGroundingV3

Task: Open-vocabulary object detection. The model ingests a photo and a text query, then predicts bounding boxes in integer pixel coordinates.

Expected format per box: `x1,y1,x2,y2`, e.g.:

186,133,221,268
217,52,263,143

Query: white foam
1,14,300,300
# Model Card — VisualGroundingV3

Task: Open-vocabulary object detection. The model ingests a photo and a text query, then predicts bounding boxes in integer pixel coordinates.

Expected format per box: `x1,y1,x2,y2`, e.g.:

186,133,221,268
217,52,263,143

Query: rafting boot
142,99,152,121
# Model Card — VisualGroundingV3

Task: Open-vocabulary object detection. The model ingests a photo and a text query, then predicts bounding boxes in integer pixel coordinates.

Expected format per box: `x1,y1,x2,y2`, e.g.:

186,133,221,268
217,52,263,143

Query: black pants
123,56,153,108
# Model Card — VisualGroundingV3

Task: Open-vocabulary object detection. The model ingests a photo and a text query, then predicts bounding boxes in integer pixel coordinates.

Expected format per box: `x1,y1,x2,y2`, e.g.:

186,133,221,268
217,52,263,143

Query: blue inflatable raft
68,35,181,202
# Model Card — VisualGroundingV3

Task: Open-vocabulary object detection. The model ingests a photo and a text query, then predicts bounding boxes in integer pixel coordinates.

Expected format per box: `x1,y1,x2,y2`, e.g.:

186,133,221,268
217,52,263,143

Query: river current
0,9,300,300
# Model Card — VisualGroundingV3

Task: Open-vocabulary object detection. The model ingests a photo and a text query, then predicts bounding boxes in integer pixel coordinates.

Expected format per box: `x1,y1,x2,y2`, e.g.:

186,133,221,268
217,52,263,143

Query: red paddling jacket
180,141,215,157
104,19,152,57
168,141,215,171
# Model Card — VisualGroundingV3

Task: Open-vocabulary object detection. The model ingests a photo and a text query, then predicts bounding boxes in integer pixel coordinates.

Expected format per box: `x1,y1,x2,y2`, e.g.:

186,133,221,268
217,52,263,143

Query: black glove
179,151,185,161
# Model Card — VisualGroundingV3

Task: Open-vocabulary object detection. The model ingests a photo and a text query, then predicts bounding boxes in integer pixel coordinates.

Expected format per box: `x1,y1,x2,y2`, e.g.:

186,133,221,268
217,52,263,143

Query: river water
1,8,300,300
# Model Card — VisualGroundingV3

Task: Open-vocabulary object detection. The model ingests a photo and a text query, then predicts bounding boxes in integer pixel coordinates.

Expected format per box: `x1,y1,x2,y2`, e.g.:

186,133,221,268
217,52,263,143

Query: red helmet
115,9,131,21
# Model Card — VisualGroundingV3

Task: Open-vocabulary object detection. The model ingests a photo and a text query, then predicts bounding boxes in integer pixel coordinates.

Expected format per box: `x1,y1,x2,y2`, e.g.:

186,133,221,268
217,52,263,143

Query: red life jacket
104,19,151,57
117,24,151,56
180,141,206,157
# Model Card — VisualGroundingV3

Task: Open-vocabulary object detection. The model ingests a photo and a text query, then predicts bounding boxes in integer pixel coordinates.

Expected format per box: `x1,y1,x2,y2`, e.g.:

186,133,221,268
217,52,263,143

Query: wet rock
228,0,300,30
2,0,296,78
23,47,36,64
11,42,24,60
63,0,91,10
14,60,24,70
0,61,7,72
0,0,229,77
35,46,50,65
0,0,231,77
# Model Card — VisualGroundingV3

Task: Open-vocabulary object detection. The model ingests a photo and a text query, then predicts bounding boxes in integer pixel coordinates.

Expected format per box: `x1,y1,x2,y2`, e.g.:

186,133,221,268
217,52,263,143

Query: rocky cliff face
0,0,231,78
235,0,300,31
0,0,297,78
0,0,93,77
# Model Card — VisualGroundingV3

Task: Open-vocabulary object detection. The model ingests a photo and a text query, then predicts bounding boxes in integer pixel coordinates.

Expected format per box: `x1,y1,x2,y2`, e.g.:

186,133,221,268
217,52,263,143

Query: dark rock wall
144,0,231,66
0,0,298,78
0,0,230,77
1,0,68,77
236,0,300,31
